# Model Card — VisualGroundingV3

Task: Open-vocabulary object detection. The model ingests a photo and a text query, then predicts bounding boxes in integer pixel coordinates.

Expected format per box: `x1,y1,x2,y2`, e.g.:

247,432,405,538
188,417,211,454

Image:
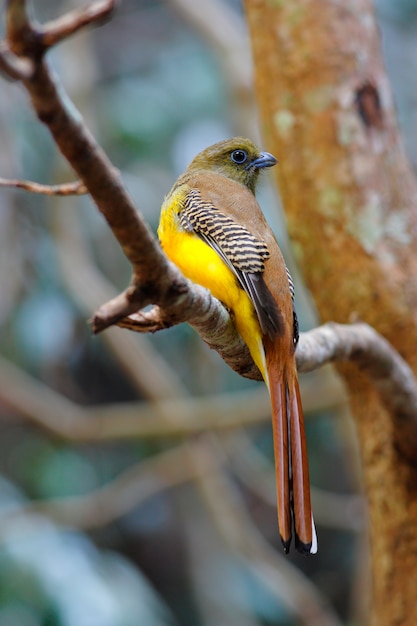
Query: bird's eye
231,149,248,165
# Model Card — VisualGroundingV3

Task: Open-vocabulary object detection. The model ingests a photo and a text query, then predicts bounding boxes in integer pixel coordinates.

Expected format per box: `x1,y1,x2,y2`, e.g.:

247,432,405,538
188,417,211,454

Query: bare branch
0,354,266,441
118,311,417,436
2,0,256,372
2,1,416,459
92,268,263,379
116,305,171,333
3,0,183,328
0,177,86,195
41,0,119,50
5,0,32,48
0,353,346,442
3,321,415,454
0,442,196,530
297,322,417,463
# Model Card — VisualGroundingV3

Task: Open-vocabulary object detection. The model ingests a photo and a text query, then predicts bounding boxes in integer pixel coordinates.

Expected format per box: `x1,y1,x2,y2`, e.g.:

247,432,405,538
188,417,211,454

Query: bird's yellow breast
158,185,267,378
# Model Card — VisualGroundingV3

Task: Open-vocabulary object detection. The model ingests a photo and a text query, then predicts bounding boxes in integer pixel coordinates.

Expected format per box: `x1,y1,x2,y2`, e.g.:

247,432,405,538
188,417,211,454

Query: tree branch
0,177,86,195
117,314,417,462
3,0,177,323
2,442,196,530
41,0,120,50
2,0,416,522
1,321,415,463
0,351,346,443
297,322,417,463
0,0,264,381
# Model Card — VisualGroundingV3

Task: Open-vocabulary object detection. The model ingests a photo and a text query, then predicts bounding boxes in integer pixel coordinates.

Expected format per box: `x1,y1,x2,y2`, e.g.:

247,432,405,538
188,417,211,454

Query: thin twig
0,442,197,530
0,353,268,441
0,177,87,195
1,353,342,441
41,0,120,49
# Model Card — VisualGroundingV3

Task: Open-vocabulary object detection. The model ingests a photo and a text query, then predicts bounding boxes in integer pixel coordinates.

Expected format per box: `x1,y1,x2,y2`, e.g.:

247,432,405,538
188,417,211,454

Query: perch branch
297,322,417,463
119,315,417,461
1,0,261,381
1,320,415,458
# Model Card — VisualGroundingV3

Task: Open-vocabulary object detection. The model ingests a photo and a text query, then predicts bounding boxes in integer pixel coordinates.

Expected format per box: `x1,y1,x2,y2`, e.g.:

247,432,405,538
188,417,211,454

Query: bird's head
187,137,277,193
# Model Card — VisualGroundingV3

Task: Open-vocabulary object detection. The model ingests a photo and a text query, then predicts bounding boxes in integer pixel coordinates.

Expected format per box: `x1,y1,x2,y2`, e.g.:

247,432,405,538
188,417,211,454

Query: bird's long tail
268,363,317,554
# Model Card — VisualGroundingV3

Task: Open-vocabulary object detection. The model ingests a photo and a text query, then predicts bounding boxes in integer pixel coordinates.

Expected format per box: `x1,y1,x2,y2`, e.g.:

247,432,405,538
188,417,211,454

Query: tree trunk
244,1,417,624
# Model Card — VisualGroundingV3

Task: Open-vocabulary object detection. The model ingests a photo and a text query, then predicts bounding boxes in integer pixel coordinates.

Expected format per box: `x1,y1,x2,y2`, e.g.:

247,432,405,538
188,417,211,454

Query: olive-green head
186,137,277,194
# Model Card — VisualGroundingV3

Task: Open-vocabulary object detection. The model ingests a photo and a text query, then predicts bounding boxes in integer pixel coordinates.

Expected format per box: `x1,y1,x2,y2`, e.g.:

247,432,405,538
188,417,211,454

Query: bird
158,137,317,554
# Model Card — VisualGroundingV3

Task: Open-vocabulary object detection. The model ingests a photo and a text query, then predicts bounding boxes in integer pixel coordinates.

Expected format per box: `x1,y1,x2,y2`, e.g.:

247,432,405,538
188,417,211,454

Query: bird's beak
247,151,278,170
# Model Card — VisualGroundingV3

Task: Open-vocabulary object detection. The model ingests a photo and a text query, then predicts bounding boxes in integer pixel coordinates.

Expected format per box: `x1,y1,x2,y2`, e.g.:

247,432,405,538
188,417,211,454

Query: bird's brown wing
180,188,283,338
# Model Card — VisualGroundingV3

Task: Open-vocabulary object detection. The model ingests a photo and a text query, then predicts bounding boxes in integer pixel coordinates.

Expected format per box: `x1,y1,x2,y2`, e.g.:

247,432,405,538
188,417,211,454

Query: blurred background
0,1,416,625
